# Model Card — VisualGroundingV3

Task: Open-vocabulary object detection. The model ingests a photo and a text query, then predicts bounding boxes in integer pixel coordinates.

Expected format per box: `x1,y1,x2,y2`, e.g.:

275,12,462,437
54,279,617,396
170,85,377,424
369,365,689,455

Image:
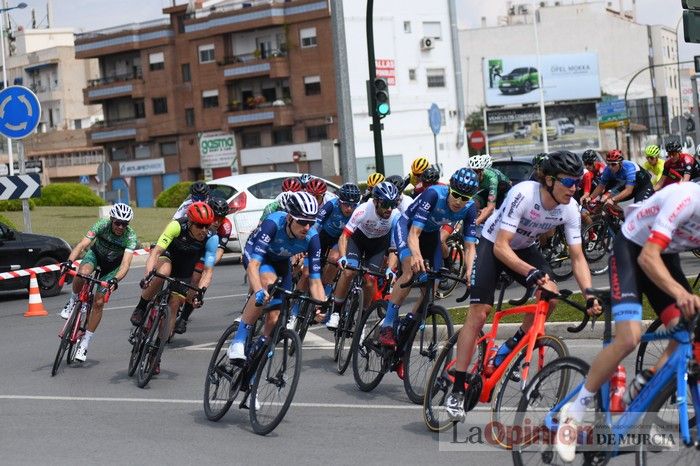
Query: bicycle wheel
51,302,80,376
136,308,171,388
692,248,700,259
436,242,464,299
351,302,386,392
544,227,573,281
423,329,486,432
582,221,612,276
204,322,241,421
67,310,86,364
127,311,150,377
634,319,664,375
492,335,569,449
337,287,362,375
402,305,454,404
249,328,302,435
292,300,312,353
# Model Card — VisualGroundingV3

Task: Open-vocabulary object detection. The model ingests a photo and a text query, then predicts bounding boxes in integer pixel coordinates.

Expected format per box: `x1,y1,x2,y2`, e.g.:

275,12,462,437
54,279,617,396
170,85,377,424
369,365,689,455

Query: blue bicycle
511,289,699,465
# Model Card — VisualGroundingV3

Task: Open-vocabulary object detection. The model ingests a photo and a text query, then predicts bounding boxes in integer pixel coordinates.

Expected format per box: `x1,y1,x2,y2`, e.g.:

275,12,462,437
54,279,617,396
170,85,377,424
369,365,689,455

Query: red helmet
606,149,623,162
305,178,327,196
187,201,215,225
282,177,302,192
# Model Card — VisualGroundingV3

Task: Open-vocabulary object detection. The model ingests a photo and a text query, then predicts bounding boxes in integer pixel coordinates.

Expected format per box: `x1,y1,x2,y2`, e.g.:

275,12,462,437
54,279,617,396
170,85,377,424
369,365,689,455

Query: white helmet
275,192,292,211
467,154,492,170
286,191,318,220
109,203,133,222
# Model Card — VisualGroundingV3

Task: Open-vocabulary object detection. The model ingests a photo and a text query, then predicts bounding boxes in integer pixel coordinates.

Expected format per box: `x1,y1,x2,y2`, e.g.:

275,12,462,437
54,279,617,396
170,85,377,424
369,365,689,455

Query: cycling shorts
242,254,293,307
393,216,442,268
168,275,194,298
81,249,119,294
318,229,339,264
346,229,389,274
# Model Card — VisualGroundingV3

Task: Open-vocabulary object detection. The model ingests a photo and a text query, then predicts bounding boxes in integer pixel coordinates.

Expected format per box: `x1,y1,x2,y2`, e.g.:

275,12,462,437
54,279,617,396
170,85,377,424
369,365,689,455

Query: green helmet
644,144,660,157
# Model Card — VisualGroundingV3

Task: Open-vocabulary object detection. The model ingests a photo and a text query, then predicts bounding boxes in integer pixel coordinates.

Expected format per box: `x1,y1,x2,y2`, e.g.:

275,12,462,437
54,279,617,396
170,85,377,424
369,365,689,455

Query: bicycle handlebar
343,263,387,280
143,270,206,295
64,268,112,302
261,279,333,309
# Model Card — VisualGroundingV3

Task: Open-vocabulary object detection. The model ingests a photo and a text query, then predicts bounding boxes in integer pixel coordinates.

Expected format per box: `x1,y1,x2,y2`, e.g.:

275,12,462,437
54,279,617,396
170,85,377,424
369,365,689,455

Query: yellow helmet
366,172,385,188
411,157,430,175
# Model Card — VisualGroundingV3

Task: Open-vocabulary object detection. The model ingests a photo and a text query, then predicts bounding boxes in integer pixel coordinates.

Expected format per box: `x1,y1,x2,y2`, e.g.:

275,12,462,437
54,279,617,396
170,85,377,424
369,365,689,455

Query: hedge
34,183,105,207
156,181,193,208
0,213,17,229
0,199,35,211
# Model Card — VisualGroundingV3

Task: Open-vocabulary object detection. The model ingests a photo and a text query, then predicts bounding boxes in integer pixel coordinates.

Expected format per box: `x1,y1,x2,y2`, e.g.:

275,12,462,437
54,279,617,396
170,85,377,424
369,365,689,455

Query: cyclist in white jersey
173,181,210,220
445,151,601,422
556,182,700,461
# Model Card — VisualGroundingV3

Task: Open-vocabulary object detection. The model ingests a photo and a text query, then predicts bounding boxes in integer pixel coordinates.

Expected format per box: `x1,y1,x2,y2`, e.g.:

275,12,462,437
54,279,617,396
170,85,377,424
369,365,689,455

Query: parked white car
207,172,339,252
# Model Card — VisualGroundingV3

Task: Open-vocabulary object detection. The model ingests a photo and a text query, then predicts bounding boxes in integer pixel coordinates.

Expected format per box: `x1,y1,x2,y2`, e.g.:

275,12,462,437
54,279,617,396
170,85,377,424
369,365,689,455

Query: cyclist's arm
214,219,232,264
68,237,93,262
474,201,495,225
569,244,594,298
407,225,423,260
247,259,264,294
113,229,138,283
147,221,180,274
588,182,605,201
197,235,219,291
493,229,534,277
337,231,349,257
306,234,326,302
461,202,479,285
610,185,633,204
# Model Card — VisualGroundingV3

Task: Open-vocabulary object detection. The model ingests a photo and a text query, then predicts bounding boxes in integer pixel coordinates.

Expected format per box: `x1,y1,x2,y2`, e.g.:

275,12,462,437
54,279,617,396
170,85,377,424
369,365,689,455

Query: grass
2,206,174,247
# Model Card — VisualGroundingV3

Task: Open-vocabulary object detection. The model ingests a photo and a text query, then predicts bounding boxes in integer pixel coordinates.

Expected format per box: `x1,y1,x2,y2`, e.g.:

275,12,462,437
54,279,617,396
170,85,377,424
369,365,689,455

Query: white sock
81,331,94,349
70,292,79,302
568,384,595,423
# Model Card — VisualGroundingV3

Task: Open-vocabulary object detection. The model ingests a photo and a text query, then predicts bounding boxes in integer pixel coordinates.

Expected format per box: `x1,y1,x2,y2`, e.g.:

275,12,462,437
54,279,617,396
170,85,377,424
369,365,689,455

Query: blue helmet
449,168,479,195
372,181,400,204
338,183,361,204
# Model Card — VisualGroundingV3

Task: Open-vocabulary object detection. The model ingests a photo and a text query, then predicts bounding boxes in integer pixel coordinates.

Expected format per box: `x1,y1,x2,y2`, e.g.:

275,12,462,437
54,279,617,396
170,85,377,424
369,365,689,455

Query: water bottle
609,365,627,413
484,346,498,377
247,336,268,363
623,369,654,405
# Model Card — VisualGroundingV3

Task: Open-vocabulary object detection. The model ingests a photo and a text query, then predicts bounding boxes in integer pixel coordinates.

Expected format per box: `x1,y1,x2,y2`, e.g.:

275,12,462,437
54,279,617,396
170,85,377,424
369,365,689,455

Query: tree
465,106,484,131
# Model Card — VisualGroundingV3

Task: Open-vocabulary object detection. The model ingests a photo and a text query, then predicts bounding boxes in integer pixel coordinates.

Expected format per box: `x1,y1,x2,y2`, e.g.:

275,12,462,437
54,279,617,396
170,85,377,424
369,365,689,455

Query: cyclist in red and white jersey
654,140,700,190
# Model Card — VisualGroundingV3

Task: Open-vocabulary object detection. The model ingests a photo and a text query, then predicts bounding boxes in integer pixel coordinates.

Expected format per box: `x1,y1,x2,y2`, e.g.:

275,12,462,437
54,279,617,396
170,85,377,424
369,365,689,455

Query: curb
451,320,654,340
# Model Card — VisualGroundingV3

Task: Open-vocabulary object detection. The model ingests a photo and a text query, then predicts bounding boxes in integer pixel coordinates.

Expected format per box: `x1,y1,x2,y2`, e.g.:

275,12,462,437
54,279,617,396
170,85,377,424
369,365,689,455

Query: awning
24,61,58,73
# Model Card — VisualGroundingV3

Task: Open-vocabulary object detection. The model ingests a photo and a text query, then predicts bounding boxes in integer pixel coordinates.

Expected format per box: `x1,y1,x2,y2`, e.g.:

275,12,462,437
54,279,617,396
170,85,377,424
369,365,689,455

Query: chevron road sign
0,174,41,200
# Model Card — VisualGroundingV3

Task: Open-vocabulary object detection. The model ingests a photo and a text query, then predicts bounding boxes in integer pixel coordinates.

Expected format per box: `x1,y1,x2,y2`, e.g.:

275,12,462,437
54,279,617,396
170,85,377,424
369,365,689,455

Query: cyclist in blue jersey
227,192,326,361
585,149,653,207
380,168,480,347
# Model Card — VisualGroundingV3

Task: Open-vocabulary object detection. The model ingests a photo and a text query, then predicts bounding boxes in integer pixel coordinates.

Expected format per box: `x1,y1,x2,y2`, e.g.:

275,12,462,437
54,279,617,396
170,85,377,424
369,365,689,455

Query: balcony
221,51,289,80
75,19,173,58
225,103,294,129
84,70,145,104
88,117,147,144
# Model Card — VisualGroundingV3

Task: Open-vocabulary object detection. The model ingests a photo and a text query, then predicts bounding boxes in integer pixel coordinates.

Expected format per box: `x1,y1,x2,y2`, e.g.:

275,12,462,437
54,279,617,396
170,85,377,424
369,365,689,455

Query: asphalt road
0,253,698,465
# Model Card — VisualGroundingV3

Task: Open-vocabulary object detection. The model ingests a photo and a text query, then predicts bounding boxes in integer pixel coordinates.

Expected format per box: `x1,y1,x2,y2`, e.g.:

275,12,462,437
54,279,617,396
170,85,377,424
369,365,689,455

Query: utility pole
366,0,384,174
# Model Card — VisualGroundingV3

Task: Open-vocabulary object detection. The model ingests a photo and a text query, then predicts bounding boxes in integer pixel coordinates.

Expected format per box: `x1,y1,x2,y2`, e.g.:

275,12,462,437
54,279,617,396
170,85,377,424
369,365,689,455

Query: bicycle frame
58,270,107,341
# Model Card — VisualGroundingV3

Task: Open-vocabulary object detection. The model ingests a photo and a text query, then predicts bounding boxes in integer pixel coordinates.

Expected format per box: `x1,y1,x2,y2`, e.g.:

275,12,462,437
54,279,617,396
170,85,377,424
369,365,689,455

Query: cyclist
173,181,210,220
385,175,413,213
361,172,385,202
420,165,442,190
642,144,664,186
227,192,326,361
654,140,700,190
469,154,513,225
444,151,601,422
260,177,302,220
59,203,137,362
582,149,653,208
555,182,700,461
299,173,313,188
332,181,401,330
381,168,481,346
403,156,431,196
579,149,606,238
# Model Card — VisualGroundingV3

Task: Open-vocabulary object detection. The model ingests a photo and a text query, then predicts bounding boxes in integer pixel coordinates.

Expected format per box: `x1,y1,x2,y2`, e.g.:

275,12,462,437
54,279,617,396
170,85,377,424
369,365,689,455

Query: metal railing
221,49,287,65
76,18,170,40
42,153,105,168
88,69,143,87
92,116,145,128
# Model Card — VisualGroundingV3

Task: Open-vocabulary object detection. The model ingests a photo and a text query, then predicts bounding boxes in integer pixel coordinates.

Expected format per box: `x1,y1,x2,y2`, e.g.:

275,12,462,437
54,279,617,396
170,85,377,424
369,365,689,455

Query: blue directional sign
79,175,90,185
0,86,41,139
596,98,627,123
428,103,442,135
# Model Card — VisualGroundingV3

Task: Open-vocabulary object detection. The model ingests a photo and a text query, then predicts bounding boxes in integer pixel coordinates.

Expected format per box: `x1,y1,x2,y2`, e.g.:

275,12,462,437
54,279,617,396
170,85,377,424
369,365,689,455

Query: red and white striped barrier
0,248,150,281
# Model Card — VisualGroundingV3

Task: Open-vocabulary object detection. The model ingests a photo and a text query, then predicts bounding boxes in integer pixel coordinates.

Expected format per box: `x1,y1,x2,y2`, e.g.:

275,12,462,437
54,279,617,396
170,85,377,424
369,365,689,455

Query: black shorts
168,275,193,298
318,229,339,264
469,239,552,306
160,249,200,279
346,230,389,274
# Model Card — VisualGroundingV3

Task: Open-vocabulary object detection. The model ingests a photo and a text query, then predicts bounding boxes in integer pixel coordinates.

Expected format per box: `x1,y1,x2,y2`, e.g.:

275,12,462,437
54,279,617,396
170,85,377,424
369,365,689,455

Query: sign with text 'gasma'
483,53,600,107
199,132,236,169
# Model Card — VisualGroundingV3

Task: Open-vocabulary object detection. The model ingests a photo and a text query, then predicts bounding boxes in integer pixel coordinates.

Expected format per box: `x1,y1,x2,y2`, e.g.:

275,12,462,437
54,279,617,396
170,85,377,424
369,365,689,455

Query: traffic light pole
366,0,384,174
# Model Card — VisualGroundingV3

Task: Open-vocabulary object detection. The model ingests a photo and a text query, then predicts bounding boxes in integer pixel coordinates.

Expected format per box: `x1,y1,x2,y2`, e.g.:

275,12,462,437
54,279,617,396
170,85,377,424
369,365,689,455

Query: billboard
484,53,600,106
485,102,600,158
199,132,237,169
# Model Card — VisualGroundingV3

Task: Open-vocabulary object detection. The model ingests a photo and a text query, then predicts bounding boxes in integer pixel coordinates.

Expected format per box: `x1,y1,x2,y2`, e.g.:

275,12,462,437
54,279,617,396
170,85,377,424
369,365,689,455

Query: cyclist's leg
61,251,95,317
132,256,171,324
386,217,414,326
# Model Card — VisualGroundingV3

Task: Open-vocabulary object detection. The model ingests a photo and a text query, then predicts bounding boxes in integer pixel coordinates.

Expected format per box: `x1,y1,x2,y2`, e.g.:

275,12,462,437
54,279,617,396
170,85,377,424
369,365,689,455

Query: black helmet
337,183,361,204
190,181,210,201
385,175,405,192
581,149,599,165
540,150,584,177
665,140,682,153
208,197,229,217
421,166,440,184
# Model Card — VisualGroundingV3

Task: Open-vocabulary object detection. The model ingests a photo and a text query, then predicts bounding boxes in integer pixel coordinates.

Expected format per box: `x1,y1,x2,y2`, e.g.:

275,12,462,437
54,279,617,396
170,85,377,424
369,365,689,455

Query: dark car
0,222,71,297
492,155,535,184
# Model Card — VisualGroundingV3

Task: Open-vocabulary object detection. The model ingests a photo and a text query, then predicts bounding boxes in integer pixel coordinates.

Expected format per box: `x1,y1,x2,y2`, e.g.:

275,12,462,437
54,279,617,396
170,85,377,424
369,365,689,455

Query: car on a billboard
531,121,558,141
498,67,539,94
554,117,576,135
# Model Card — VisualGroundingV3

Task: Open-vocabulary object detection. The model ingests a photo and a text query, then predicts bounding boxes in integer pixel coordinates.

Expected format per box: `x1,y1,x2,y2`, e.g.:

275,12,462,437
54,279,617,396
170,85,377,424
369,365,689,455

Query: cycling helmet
410,157,430,175
282,177,302,192
372,181,400,204
421,166,440,184
305,178,327,196
190,181,210,201
275,192,292,211
385,175,406,192
449,168,479,195
532,152,548,168
581,149,599,165
187,201,215,225
366,172,385,188
665,140,682,153
605,149,623,162
109,203,133,222
286,191,318,220
644,144,660,157
208,197,229,218
540,150,584,177
467,154,492,170
338,183,362,204
299,173,313,186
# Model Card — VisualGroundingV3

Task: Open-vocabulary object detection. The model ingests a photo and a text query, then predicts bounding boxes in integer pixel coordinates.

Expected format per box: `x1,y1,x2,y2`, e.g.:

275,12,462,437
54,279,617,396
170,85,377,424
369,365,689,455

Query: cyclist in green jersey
468,154,512,225
259,178,302,222
59,203,138,362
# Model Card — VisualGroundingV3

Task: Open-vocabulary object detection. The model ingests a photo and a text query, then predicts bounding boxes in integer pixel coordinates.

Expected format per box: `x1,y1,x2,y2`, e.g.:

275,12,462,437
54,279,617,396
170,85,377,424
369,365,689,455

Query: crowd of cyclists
53,141,700,456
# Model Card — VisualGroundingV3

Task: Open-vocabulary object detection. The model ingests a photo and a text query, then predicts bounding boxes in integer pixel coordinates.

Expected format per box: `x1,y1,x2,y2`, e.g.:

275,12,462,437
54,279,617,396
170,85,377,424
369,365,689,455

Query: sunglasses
645,156,657,159
376,200,397,210
553,176,582,188
607,161,621,166
341,201,359,208
113,220,129,227
192,222,210,229
449,188,473,202
294,218,316,227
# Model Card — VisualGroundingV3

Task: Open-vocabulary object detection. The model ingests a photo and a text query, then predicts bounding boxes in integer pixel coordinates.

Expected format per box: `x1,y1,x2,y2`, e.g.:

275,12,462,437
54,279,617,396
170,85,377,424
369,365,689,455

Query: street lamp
0,2,27,176
676,15,684,145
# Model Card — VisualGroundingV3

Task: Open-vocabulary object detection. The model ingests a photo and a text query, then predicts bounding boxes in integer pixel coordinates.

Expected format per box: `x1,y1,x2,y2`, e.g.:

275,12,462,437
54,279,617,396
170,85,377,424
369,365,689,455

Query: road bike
436,221,466,300
581,201,623,276
539,225,574,281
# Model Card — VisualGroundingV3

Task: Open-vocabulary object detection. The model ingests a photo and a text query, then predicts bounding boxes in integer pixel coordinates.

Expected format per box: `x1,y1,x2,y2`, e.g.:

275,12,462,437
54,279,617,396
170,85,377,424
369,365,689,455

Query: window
110,145,129,161
261,86,276,103
241,132,261,148
249,178,285,200
74,119,82,129
423,21,442,39
152,97,168,115
134,100,145,118
409,69,416,81
149,52,164,71
300,27,317,48
427,68,446,88
403,21,411,33
306,125,327,141
202,89,219,108
181,63,191,82
199,44,215,63
272,127,293,145
185,108,195,127
134,144,151,159
160,141,178,156
304,75,321,96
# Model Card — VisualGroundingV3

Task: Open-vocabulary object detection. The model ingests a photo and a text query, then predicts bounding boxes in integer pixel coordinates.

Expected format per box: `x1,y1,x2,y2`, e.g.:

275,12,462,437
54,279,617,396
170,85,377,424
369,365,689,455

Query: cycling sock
233,322,252,344
332,297,345,314
383,302,400,328
452,371,467,394
181,303,194,321
81,330,94,349
568,384,595,423
137,297,149,311
290,302,300,318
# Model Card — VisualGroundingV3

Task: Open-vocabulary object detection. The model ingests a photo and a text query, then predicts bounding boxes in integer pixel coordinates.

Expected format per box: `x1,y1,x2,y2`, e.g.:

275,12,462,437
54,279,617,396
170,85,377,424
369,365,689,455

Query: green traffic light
377,102,390,116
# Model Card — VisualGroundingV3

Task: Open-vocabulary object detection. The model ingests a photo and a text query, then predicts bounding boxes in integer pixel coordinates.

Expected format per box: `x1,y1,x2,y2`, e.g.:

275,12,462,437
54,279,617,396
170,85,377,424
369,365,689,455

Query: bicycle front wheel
337,287,362,375
351,302,386,392
634,318,664,375
582,221,612,276
249,328,302,435
402,305,454,404
544,228,573,281
136,308,171,388
204,322,241,421
51,303,80,377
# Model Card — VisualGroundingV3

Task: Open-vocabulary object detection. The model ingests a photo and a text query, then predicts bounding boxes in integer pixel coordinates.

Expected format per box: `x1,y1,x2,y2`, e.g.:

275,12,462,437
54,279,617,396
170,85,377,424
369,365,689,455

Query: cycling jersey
401,185,477,239
397,195,414,214
600,160,641,187
316,198,352,238
85,218,138,266
173,198,195,220
642,158,665,185
621,182,700,254
582,161,605,195
215,218,232,250
661,153,700,186
482,181,581,250
244,211,322,279
478,168,511,206
261,198,283,220
156,218,219,277
343,200,400,239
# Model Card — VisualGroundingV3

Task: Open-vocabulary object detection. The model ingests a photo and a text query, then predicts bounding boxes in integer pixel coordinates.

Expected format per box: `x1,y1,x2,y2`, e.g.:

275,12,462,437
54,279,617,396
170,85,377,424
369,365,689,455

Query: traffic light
683,0,700,43
373,77,390,118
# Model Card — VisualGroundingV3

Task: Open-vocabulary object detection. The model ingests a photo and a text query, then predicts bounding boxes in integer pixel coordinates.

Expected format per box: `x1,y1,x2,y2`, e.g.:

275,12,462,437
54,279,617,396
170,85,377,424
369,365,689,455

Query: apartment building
75,0,337,207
